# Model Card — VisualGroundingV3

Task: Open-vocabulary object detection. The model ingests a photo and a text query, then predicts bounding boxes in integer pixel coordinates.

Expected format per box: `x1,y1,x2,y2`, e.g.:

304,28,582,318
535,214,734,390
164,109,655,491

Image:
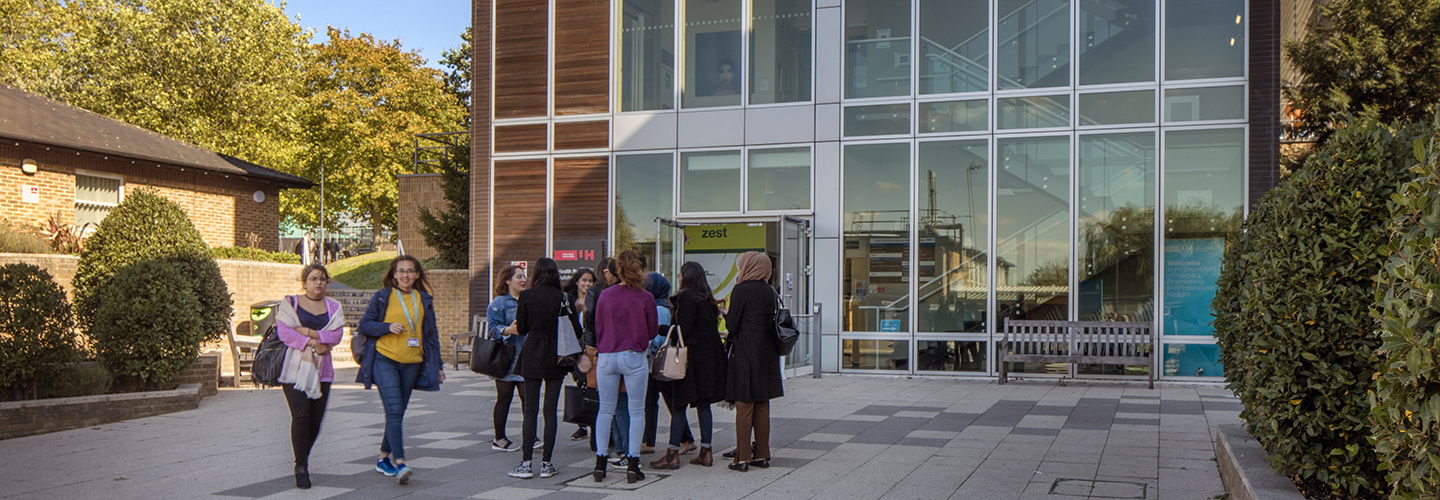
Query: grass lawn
329,251,396,290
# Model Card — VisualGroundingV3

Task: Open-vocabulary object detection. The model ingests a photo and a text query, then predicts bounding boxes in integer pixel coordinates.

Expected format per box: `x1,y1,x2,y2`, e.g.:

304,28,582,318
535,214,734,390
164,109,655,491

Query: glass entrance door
779,216,813,375
655,218,686,287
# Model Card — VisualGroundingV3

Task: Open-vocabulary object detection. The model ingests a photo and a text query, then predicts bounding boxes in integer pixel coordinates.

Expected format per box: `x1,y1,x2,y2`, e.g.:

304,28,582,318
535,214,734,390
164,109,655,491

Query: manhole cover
1049,478,1147,498
561,472,669,491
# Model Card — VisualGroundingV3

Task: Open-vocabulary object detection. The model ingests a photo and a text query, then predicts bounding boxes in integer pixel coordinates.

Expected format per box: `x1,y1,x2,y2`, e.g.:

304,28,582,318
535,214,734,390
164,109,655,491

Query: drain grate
1049,478,1148,498
561,472,670,491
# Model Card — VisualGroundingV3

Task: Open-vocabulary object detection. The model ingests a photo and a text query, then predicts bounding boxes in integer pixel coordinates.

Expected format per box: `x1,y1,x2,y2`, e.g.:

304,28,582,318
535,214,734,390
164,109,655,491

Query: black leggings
521,377,563,462
283,382,331,467
494,380,524,442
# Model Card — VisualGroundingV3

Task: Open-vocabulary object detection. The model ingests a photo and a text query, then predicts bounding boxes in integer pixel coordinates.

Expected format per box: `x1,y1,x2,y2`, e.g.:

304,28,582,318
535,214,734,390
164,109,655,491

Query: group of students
485,249,786,483
270,250,786,490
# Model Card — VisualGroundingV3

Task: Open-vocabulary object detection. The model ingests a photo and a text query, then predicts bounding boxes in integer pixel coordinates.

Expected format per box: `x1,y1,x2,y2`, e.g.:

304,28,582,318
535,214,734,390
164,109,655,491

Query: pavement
0,368,1242,500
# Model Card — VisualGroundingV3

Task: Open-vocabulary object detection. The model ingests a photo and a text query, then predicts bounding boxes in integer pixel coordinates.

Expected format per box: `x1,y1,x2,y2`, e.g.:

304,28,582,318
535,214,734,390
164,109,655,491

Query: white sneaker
508,461,534,479
538,462,559,478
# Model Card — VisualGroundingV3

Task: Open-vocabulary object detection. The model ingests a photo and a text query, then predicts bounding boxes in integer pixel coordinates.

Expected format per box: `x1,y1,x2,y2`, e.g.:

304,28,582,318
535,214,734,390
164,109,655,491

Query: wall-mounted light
253,190,266,203
21,159,38,175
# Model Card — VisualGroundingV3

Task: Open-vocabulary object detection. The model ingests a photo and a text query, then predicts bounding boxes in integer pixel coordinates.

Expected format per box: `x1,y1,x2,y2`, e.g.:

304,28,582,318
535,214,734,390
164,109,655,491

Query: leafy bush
0,219,53,254
1373,116,1440,499
90,260,203,383
1213,115,1434,498
72,189,232,344
211,246,301,264
0,263,78,399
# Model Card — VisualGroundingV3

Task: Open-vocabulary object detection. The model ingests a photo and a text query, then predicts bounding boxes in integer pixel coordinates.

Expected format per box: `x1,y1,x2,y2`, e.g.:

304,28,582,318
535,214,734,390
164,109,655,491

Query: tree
1284,0,1440,144
417,145,470,267
301,28,466,245
439,27,472,121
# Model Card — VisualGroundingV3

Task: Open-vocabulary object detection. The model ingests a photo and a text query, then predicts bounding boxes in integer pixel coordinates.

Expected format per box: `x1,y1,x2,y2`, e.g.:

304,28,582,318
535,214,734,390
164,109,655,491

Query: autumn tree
300,27,466,245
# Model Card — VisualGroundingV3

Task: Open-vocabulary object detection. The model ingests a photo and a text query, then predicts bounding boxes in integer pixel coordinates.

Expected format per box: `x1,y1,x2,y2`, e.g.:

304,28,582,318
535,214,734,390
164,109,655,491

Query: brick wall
397,173,444,261
0,383,201,440
0,253,78,297
172,355,219,397
0,141,284,250
428,269,474,366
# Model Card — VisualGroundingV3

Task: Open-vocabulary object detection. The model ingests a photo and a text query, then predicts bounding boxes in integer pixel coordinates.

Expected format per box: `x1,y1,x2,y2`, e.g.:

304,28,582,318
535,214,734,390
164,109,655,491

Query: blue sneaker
395,463,413,484
375,457,397,476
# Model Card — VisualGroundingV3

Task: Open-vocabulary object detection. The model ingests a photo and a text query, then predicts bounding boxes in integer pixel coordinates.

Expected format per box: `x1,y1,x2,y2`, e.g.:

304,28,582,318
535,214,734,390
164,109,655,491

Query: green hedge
90,260,204,383
1213,116,1434,498
211,246,301,264
1373,117,1440,499
0,263,77,399
72,190,232,345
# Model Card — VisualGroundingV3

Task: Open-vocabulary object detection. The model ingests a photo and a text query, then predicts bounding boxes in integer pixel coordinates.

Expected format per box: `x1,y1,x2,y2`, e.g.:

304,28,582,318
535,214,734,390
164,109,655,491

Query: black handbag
563,384,599,425
774,292,799,357
251,323,287,387
470,332,516,378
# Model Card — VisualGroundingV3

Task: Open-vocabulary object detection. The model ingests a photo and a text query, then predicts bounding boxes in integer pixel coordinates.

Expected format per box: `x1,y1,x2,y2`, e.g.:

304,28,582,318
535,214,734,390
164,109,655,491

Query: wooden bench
450,315,485,371
999,319,1155,389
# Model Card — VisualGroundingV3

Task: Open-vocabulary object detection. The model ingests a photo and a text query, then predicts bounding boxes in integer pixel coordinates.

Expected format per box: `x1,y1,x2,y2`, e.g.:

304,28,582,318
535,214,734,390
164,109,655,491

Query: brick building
0,85,312,250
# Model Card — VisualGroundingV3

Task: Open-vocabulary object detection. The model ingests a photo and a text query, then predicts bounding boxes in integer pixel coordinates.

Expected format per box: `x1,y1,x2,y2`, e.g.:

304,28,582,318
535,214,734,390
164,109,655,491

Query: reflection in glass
917,141,988,333
614,154,674,256
1078,133,1154,324
919,0,988,94
684,0,743,108
920,100,987,133
1079,0,1155,85
1078,91,1155,125
843,339,911,370
997,0,1070,89
621,0,675,111
1164,86,1245,122
845,0,911,98
1163,129,1244,336
1166,0,1244,80
748,147,812,211
1164,343,1225,377
680,150,742,212
998,95,1070,129
751,0,812,104
845,103,911,136
996,137,1069,373
917,341,987,372
843,143,911,332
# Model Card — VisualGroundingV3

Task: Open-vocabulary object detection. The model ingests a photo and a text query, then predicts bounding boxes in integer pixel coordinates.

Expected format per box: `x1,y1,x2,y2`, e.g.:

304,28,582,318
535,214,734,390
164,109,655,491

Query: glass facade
845,0,911,98
614,154,674,255
751,0,812,104
621,0,676,111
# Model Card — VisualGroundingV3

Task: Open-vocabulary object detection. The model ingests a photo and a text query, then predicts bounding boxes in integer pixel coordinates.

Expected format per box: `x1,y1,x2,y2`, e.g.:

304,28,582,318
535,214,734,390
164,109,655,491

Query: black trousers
494,380,523,442
643,381,693,446
521,377,563,462
283,382,331,467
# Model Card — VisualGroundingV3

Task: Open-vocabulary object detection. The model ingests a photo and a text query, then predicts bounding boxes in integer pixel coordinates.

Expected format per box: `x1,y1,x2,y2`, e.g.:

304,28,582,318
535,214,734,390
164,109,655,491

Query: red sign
509,261,527,271
554,250,595,261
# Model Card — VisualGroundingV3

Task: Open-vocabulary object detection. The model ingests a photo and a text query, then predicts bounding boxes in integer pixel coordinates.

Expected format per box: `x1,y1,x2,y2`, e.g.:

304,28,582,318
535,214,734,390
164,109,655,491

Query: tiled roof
0,84,313,189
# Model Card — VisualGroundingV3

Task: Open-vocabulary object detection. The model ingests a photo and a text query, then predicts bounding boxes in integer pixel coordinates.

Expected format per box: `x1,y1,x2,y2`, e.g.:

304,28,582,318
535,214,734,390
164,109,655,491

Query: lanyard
396,289,420,335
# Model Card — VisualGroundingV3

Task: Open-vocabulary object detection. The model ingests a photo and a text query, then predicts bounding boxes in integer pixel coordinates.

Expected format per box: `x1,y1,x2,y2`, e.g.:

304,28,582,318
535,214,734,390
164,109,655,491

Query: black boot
626,456,645,483
295,464,311,489
592,455,607,482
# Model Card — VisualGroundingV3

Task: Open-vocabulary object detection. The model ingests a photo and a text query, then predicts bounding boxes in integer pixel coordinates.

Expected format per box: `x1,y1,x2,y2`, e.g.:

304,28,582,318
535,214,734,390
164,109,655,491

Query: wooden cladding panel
493,160,549,267
472,0,495,309
494,124,548,153
495,0,548,118
553,121,608,150
552,157,609,241
554,0,609,115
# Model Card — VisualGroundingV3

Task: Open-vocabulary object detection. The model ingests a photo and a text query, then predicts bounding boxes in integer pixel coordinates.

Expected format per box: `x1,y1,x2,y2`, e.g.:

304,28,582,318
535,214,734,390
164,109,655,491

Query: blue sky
278,0,471,70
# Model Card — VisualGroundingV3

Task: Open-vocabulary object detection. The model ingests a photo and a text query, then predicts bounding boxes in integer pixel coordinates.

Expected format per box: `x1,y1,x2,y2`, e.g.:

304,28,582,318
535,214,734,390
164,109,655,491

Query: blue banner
1163,238,1225,336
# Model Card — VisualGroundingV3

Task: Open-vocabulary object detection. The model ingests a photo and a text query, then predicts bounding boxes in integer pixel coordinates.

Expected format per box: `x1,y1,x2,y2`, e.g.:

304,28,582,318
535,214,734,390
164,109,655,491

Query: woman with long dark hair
650,262,727,469
590,250,658,483
508,258,582,479
563,267,598,441
486,265,529,452
725,251,782,472
356,255,445,484
276,264,346,489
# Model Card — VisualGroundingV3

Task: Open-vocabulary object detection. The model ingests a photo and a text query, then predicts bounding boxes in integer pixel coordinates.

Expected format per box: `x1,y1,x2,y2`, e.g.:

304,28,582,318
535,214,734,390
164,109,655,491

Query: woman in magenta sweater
275,264,347,489
590,250,658,484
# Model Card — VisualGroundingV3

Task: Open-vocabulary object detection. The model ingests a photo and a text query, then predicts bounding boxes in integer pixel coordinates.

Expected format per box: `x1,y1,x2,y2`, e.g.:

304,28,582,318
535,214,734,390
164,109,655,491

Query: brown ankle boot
689,447,713,467
649,449,681,470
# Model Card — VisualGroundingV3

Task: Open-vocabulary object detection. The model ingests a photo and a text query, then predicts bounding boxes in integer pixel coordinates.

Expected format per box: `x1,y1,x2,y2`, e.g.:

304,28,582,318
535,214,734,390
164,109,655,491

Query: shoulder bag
251,323,287,387
650,324,688,381
470,321,517,378
774,292,799,357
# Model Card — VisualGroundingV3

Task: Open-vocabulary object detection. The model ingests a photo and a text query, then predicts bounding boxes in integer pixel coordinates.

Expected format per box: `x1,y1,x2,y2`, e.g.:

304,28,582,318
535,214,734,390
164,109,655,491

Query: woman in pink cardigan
276,263,347,489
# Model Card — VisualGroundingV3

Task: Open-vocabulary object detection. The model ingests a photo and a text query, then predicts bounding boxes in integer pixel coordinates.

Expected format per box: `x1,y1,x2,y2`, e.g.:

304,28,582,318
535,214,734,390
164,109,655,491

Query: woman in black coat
509,258,582,480
664,261,728,468
724,251,782,472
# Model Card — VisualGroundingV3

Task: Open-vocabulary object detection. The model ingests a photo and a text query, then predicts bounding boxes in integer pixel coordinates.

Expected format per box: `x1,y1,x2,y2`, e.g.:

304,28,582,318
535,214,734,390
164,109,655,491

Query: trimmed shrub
0,263,78,400
90,260,203,383
72,189,232,344
1213,115,1435,498
211,246,301,264
1373,117,1440,499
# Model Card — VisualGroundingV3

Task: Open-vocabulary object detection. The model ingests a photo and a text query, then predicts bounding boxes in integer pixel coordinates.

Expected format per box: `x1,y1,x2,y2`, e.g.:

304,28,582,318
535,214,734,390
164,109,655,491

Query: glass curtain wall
748,147,812,211
751,0,812,104
621,0,676,111
995,137,1070,374
680,151,743,212
614,154,675,256
845,0,911,98
684,0,743,108
919,0,987,94
1165,0,1244,80
916,140,989,373
997,0,1070,89
1078,0,1156,85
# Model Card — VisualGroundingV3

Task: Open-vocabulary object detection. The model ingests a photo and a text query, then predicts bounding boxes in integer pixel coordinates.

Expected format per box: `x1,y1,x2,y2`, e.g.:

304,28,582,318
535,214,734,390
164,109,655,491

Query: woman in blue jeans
590,250,658,484
356,255,445,484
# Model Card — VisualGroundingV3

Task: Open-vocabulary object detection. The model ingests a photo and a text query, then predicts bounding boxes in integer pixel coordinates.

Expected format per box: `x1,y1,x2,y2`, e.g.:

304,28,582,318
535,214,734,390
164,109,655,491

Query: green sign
683,223,766,253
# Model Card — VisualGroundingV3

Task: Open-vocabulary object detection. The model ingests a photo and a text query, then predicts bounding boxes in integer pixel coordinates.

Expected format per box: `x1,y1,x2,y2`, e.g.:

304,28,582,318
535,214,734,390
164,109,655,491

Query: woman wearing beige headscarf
723,251,783,472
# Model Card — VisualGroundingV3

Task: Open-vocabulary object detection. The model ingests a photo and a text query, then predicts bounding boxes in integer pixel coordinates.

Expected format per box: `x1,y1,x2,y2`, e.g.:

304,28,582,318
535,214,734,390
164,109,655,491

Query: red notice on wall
21,185,39,204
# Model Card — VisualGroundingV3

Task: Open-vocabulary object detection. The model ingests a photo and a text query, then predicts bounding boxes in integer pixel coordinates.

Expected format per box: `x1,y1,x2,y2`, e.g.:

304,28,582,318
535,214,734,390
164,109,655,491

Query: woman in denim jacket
486,264,530,452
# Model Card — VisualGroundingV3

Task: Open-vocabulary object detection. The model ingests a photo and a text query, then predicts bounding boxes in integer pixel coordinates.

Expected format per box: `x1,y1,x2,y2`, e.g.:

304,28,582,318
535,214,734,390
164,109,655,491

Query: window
614,154,674,255
919,0,988,94
621,0,676,111
75,174,121,230
1078,0,1155,85
845,0,911,98
1165,0,1244,80
916,140,988,334
997,0,1070,89
1078,90,1155,126
683,0,743,108
750,0,812,104
1077,132,1155,324
1162,128,1244,336
919,100,988,133
747,147,811,211
679,150,742,212
997,95,1070,129
1164,86,1244,122
843,142,911,332
844,103,911,136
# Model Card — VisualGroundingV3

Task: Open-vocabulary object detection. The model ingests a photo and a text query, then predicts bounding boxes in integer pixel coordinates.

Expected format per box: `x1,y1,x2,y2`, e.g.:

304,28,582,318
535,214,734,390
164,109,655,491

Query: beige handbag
653,325,688,381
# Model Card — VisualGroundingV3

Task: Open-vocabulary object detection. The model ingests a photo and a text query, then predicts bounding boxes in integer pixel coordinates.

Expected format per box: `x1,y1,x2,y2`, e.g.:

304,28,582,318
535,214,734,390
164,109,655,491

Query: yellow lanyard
396,290,420,335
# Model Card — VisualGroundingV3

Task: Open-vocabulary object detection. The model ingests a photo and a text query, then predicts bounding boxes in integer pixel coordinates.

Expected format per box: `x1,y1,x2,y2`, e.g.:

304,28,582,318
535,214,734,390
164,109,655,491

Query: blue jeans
594,350,647,457
373,354,421,460
609,392,629,452
672,403,713,449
